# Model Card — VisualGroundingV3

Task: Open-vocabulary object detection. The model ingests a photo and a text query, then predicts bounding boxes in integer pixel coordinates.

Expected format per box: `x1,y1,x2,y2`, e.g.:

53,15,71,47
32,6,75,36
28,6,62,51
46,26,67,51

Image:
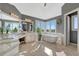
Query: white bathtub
42,32,64,44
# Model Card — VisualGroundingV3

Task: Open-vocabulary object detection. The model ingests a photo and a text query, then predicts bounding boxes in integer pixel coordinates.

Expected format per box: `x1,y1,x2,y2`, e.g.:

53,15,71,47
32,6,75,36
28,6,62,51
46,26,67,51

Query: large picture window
46,20,56,32
35,20,45,32
35,20,56,32
40,21,45,32
4,21,19,33
50,20,56,32
35,20,41,29
46,21,50,32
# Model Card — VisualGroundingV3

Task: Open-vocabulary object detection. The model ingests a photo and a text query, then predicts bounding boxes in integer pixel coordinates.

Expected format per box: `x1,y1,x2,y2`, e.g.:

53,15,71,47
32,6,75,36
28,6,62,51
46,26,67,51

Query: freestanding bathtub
42,32,64,44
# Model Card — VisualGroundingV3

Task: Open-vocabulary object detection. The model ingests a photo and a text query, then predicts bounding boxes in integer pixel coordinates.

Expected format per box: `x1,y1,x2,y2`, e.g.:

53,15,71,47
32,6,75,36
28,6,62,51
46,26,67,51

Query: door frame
64,8,79,51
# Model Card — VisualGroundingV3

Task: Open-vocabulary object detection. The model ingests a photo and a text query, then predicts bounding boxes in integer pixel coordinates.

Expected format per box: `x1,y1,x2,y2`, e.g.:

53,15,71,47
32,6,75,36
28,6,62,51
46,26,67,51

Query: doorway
67,12,78,44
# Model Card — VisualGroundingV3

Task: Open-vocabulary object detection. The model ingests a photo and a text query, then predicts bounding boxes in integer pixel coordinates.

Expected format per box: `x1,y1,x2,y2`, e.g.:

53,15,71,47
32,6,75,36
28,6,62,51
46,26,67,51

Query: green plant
6,24,10,34
6,29,9,34
36,27,42,41
57,19,62,24
42,29,44,32
12,27,18,32
51,29,55,32
0,27,3,34
36,27,41,35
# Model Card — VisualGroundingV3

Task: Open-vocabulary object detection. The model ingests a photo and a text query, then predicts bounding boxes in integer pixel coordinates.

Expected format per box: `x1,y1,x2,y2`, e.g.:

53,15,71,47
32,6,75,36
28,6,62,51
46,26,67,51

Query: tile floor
15,41,79,56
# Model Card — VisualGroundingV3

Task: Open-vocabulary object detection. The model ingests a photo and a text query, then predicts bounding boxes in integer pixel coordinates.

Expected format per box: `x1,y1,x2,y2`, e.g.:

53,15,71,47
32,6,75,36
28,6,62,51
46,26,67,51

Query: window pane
72,15,78,30
50,20,56,32
40,21,45,32
12,22,19,30
46,20,56,32
35,20,56,32
4,22,19,33
46,21,50,32
35,20,41,29
5,22,13,31
74,15,78,29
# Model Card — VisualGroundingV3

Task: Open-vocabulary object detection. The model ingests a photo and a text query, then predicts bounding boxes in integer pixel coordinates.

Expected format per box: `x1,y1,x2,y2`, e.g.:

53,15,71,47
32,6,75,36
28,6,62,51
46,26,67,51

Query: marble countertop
0,32,27,44
0,32,26,40
0,32,27,55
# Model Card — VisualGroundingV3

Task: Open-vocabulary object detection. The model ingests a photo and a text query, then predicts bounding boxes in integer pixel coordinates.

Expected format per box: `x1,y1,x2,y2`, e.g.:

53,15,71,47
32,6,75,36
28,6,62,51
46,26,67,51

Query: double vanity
0,32,26,56
0,31,39,56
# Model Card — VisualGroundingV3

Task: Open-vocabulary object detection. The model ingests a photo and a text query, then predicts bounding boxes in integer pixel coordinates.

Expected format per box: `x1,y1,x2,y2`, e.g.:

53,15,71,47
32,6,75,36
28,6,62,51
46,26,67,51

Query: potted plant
57,19,62,24
6,24,10,34
6,29,9,34
0,27,3,34
36,27,42,41
12,27,18,32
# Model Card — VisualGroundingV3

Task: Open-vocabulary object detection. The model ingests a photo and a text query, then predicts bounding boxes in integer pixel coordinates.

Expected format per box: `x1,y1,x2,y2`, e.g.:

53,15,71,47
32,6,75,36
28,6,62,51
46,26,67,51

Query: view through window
4,21,19,33
72,15,78,31
35,20,56,32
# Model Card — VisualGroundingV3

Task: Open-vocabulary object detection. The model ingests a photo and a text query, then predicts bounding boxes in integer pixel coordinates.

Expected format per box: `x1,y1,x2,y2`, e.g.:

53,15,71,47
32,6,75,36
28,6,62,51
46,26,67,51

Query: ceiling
11,3,64,20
